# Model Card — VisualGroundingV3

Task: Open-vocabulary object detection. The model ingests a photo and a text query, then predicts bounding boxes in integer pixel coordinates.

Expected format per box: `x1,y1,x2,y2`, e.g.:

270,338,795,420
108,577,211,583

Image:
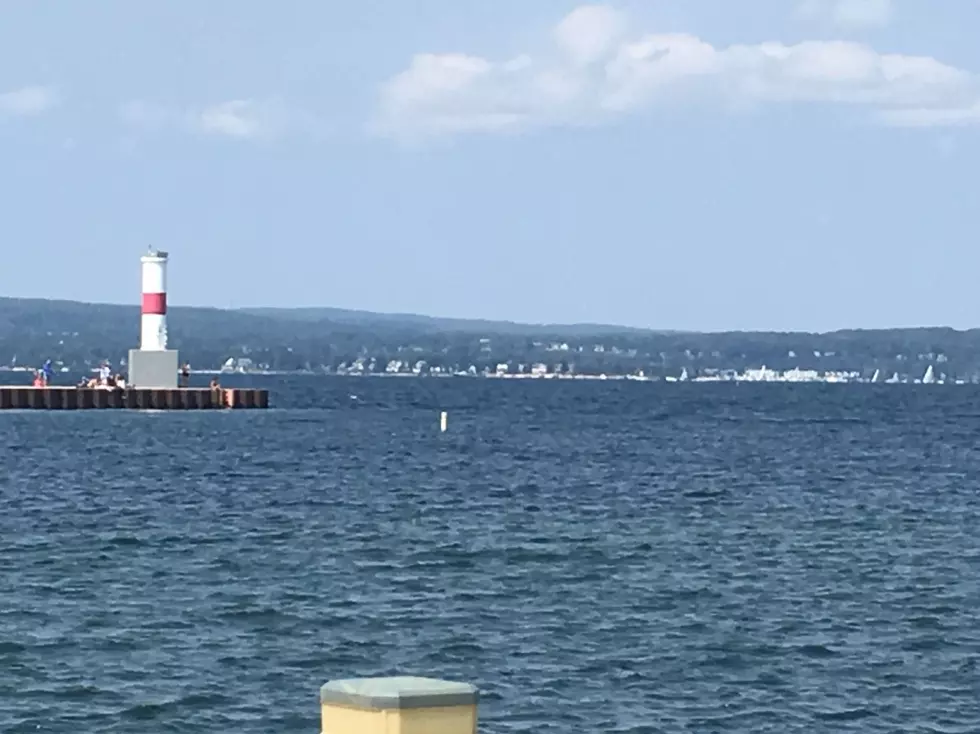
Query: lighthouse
128,249,180,388
140,250,169,351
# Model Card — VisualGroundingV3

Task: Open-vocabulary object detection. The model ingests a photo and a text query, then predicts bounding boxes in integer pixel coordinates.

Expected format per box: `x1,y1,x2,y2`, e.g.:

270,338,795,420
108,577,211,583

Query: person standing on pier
41,359,53,386
179,363,191,388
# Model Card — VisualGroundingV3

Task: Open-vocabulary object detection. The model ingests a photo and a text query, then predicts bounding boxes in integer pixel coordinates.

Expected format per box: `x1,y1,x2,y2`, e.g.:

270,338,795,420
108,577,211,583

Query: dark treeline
0,297,973,378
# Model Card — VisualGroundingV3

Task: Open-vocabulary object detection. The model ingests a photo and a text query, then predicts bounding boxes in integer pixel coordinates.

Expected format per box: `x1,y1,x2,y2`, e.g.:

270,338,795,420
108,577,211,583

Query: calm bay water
1,375,979,732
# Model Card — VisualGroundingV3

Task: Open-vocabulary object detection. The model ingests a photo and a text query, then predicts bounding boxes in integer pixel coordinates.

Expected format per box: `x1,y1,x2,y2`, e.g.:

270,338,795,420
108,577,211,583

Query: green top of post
319,676,479,711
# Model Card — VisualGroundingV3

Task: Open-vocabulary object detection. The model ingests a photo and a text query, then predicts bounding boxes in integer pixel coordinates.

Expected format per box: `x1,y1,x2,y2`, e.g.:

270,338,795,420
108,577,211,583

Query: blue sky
1,0,977,332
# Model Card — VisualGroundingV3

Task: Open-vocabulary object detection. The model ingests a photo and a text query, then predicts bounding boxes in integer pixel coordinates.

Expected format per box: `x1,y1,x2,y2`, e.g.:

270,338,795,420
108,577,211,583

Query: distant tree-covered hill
0,296,975,379
236,306,663,336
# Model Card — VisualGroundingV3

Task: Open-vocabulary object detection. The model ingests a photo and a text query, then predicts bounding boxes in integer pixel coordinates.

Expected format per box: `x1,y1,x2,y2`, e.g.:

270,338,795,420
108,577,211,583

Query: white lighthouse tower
140,250,169,351
128,249,180,388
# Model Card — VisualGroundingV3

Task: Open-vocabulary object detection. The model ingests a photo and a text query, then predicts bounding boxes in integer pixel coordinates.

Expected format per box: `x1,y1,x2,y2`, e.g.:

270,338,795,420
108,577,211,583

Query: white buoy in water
440,411,448,432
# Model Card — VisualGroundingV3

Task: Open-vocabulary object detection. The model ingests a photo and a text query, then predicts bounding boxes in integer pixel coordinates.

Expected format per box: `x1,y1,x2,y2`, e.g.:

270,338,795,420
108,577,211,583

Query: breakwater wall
0,387,269,410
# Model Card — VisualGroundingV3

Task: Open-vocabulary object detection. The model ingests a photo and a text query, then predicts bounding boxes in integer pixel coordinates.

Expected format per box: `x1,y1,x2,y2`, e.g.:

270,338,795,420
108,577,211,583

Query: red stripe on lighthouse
142,293,167,315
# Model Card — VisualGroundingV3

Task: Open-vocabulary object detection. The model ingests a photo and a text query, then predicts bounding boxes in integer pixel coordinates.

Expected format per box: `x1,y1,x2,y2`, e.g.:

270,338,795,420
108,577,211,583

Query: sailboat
870,368,881,383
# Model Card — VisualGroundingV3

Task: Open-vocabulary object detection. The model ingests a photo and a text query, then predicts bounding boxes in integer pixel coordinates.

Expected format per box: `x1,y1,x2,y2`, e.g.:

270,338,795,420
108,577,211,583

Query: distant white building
222,357,254,373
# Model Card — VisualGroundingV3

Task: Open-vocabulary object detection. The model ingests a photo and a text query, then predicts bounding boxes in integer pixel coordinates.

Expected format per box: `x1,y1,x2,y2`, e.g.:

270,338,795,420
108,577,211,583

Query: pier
0,250,274,412
0,387,269,411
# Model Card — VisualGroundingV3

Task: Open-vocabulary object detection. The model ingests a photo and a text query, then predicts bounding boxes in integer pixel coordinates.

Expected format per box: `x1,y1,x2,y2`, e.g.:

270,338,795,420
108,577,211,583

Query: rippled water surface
2,376,979,732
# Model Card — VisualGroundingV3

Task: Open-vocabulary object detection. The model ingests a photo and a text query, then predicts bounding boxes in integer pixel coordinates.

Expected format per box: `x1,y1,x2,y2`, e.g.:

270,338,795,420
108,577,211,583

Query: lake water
1,376,978,732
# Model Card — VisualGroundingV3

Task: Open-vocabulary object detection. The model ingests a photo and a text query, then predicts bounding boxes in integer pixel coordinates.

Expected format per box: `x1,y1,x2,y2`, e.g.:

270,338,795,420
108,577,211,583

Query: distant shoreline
0,368,964,385
3,295,973,381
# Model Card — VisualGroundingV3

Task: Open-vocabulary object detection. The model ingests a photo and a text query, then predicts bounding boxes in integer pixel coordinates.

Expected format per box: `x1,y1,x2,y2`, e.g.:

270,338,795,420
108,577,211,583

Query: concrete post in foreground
320,676,479,734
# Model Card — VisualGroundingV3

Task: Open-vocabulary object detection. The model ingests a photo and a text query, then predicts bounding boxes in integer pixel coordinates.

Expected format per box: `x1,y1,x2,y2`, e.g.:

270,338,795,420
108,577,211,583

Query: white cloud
0,86,59,117
196,100,268,139
120,98,322,141
554,5,625,66
375,5,980,139
797,0,894,29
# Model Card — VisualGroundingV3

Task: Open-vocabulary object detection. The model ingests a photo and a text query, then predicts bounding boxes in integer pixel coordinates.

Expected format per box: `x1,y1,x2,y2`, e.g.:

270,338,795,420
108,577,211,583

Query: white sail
922,365,936,384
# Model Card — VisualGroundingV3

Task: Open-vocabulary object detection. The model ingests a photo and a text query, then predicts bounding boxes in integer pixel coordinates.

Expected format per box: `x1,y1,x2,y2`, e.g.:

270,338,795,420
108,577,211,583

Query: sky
1,0,978,332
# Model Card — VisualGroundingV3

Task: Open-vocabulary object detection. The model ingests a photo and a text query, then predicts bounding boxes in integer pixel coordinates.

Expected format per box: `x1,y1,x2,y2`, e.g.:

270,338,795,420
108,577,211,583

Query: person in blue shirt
41,359,53,386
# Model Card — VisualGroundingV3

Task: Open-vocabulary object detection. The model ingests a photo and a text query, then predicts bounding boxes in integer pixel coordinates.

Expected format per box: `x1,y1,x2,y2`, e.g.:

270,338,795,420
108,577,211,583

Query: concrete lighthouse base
128,349,180,389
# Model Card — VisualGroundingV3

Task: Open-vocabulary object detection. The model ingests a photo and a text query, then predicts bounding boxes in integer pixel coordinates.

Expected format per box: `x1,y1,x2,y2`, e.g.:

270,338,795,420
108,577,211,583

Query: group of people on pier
71,362,124,389
76,373,127,389
30,359,221,390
